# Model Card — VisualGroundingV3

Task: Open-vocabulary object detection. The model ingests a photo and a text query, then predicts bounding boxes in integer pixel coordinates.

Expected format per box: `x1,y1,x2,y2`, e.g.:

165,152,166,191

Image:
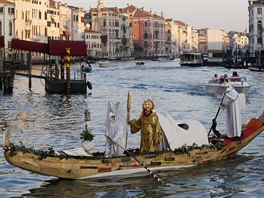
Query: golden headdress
142,99,155,111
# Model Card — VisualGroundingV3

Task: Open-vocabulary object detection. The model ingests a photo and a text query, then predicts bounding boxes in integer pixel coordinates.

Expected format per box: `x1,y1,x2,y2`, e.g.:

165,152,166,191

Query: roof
174,20,189,26
0,0,14,4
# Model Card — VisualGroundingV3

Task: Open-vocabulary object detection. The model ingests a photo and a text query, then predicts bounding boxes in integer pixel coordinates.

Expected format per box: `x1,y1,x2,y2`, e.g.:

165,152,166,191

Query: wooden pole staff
106,135,164,184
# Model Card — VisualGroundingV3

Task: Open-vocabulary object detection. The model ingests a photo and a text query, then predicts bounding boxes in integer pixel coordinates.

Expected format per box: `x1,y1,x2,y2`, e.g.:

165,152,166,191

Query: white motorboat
135,61,145,66
205,76,251,95
98,60,109,67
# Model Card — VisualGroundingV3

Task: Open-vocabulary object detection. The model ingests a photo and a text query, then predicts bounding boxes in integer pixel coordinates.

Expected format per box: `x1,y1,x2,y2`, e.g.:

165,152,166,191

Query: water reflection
19,155,256,198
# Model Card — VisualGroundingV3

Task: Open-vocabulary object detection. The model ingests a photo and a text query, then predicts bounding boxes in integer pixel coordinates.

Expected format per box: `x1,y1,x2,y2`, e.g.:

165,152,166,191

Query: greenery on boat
4,140,225,160
80,124,94,142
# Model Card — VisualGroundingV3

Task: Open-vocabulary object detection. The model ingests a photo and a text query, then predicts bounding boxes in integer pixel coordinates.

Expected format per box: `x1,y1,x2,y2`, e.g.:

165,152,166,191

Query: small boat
98,60,109,67
157,57,170,62
135,61,145,66
180,52,204,66
205,76,251,95
3,112,264,180
248,65,264,72
81,64,92,73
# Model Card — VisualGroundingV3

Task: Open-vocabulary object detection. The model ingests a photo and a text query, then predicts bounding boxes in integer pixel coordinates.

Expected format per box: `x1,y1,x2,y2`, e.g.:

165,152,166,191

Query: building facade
248,0,264,63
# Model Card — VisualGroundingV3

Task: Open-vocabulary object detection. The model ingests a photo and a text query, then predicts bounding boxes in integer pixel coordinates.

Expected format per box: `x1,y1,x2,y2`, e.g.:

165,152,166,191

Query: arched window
9,21,12,35
257,20,262,44
144,32,148,39
144,41,148,48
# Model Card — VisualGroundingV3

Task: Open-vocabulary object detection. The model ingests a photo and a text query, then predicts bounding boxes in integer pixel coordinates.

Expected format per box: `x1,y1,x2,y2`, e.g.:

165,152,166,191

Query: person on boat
128,99,163,153
219,76,225,84
213,74,218,79
232,71,239,77
221,84,246,139
105,101,128,157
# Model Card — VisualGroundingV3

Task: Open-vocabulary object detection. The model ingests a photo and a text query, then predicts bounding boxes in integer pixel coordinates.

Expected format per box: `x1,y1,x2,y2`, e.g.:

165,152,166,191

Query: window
0,21,2,35
257,8,262,14
144,41,148,48
8,8,14,14
144,32,148,39
9,21,12,35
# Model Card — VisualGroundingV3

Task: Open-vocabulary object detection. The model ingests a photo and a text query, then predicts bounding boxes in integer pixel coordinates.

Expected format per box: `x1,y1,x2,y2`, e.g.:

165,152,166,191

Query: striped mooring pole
65,48,71,94
60,56,65,79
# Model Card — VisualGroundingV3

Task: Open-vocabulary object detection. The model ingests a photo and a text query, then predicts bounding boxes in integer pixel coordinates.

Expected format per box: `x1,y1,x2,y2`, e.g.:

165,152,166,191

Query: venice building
248,0,264,64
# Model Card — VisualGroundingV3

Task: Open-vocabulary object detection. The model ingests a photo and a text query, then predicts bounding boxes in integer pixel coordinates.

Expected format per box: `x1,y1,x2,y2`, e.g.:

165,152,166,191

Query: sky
58,0,248,32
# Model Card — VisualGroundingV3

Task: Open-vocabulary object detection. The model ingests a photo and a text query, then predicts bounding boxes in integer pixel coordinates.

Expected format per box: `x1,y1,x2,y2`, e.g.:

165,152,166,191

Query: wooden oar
208,92,226,137
126,90,131,148
105,135,164,184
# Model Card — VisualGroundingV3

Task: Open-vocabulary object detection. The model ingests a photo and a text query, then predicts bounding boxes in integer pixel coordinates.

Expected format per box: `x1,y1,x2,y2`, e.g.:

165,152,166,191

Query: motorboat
81,64,92,73
98,60,109,67
248,65,264,72
135,61,145,66
180,52,203,66
205,76,251,95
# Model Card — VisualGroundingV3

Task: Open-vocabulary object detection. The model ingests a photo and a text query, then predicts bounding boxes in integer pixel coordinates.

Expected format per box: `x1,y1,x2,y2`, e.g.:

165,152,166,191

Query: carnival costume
130,99,163,153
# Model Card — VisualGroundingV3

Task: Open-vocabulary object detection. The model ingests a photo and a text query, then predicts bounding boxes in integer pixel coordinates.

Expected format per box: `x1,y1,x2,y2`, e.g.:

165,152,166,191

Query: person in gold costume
129,99,163,153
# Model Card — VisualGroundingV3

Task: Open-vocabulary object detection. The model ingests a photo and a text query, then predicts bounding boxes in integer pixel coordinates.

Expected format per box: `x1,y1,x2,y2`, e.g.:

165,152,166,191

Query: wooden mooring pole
28,52,32,90
65,48,71,94
60,56,65,80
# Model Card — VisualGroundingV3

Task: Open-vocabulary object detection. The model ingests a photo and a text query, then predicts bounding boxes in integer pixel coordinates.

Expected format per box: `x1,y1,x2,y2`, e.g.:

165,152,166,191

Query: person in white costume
221,83,246,139
105,101,128,157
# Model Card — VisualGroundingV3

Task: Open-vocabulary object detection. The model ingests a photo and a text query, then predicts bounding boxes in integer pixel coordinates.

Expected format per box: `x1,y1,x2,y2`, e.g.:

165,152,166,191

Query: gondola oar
208,92,226,137
105,135,164,184
126,90,131,148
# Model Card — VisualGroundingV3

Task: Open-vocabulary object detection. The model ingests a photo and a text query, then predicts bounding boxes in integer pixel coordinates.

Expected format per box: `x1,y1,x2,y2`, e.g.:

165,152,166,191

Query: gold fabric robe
130,112,163,153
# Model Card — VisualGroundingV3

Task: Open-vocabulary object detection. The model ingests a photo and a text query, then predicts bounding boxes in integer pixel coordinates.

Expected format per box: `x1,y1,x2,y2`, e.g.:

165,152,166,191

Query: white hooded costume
105,101,128,157
221,85,246,138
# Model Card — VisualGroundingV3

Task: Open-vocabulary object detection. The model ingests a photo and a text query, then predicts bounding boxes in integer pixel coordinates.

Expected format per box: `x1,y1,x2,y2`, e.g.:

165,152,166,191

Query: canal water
0,60,263,197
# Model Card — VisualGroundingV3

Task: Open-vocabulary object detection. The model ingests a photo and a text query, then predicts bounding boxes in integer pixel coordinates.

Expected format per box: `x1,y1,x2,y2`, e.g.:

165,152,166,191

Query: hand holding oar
208,92,226,137
105,135,164,184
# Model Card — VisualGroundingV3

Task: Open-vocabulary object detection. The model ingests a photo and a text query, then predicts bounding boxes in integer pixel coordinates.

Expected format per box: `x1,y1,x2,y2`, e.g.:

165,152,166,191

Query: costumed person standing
129,99,163,153
221,83,246,139
105,101,128,157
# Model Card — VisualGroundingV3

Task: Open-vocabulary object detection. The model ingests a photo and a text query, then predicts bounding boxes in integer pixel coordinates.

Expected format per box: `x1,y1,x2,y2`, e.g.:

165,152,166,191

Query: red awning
0,36,4,48
49,40,87,56
11,39,49,53
10,39,87,57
